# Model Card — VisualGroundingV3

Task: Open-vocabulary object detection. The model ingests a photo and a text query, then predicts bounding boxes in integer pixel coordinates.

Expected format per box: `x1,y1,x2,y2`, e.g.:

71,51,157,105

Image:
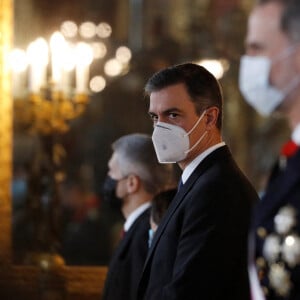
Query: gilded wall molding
0,0,13,264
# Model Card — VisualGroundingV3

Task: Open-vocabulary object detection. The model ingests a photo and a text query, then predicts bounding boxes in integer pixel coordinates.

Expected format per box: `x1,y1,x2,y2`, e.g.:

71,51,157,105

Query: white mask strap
282,75,300,95
273,44,300,64
185,110,206,136
185,131,208,154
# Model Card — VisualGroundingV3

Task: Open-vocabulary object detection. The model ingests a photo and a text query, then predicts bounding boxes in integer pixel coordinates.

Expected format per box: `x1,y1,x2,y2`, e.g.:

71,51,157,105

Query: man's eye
169,113,178,119
149,114,158,122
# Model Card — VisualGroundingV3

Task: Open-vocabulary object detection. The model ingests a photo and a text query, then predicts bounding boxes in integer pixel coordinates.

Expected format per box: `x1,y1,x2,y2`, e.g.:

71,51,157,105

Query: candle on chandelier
27,38,48,93
75,42,93,94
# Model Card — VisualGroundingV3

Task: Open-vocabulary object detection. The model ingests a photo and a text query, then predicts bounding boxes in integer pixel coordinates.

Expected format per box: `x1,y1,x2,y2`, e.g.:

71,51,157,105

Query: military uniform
253,125,300,300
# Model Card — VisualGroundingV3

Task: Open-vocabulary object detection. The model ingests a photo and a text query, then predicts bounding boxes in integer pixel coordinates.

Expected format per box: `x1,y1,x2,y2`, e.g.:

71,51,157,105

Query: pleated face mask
239,46,300,116
239,55,285,116
152,110,207,163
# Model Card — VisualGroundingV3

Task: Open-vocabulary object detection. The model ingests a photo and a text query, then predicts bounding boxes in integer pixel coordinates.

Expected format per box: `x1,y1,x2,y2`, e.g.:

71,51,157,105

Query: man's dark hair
144,62,223,130
151,188,177,226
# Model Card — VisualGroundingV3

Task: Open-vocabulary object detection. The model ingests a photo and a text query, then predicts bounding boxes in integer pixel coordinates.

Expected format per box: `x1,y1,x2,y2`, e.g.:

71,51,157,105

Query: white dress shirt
181,142,226,184
123,202,151,232
292,123,300,145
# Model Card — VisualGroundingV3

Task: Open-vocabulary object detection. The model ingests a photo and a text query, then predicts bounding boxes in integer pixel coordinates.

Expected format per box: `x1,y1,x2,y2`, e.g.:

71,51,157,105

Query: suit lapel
143,146,231,268
109,209,149,267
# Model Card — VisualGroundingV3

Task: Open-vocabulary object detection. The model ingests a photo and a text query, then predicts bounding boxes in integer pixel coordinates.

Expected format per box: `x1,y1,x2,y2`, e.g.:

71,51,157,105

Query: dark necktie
177,179,183,192
120,228,126,240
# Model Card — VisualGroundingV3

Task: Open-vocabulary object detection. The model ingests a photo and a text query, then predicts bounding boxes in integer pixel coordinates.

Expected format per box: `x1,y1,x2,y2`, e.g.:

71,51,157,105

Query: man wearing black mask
102,133,174,300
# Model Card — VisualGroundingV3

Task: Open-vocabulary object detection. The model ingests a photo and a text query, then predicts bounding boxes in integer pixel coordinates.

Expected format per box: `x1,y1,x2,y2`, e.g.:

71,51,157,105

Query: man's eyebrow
148,111,156,117
148,107,181,115
164,107,181,113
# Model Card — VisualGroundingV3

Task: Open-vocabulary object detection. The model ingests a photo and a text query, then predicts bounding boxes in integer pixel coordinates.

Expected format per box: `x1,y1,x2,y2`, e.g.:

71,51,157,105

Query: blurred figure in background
148,188,176,248
239,0,300,299
102,133,175,300
59,179,110,265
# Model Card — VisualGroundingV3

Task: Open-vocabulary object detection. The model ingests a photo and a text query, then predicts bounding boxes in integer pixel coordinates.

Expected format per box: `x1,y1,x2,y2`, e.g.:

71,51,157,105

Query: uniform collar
291,123,300,145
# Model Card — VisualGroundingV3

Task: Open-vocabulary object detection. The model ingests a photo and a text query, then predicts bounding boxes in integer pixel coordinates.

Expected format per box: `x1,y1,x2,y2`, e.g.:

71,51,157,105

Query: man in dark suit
102,133,175,300
137,63,259,300
239,1,300,299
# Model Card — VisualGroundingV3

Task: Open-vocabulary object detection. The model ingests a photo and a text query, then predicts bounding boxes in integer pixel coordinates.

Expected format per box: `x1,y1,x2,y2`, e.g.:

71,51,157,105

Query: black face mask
102,176,122,209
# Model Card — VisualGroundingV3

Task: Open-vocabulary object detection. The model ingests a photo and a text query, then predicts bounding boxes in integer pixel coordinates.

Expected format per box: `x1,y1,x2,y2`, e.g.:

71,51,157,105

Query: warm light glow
62,44,76,71
92,42,107,59
195,59,229,79
27,38,49,65
285,235,295,246
10,49,28,99
75,42,93,67
96,22,112,38
79,21,97,39
75,43,93,93
9,48,28,72
60,21,78,38
104,58,122,77
115,46,132,63
50,32,65,50
27,38,49,92
90,76,106,92
10,20,131,96
50,32,67,84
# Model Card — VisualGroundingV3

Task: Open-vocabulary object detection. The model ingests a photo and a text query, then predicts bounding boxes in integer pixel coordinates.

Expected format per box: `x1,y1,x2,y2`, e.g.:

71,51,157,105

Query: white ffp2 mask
152,111,207,163
239,55,285,116
239,52,300,116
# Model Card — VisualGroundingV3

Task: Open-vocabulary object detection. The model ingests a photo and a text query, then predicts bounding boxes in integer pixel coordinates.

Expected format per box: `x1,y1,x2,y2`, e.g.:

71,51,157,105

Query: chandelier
10,20,132,135
10,20,132,265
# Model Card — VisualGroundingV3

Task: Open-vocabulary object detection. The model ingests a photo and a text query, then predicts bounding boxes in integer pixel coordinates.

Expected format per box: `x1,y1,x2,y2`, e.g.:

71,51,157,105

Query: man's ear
205,107,219,129
127,174,140,193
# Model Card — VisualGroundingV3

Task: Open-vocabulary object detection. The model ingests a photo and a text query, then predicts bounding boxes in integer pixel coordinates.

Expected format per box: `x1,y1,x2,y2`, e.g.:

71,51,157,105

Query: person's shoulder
131,210,151,231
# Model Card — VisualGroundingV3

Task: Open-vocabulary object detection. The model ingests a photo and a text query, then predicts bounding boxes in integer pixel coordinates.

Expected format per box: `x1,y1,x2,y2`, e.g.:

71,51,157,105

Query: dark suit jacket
103,208,150,300
253,149,300,300
137,146,258,300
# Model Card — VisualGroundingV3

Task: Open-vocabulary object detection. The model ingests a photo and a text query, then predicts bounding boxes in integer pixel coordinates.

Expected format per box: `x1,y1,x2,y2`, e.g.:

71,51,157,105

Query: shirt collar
181,142,226,184
124,202,151,232
291,123,300,145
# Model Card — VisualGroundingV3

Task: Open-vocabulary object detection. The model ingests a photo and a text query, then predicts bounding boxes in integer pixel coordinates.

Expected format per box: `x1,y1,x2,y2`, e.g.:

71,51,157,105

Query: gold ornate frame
0,2,107,298
0,0,13,265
